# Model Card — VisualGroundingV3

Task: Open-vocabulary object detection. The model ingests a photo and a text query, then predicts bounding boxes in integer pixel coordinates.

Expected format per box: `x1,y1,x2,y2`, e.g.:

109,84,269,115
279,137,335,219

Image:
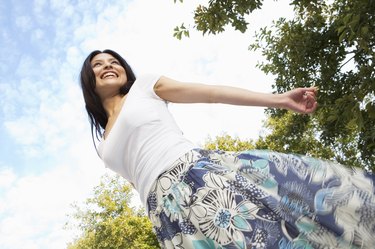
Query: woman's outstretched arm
154,76,318,114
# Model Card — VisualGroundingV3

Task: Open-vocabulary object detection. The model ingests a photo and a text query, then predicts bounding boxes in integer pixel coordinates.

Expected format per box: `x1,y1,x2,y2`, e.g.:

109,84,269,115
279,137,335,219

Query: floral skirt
146,149,375,249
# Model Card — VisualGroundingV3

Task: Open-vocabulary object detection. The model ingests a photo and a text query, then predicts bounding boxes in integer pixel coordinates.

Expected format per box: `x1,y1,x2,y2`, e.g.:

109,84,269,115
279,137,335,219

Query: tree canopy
175,0,375,170
66,175,159,249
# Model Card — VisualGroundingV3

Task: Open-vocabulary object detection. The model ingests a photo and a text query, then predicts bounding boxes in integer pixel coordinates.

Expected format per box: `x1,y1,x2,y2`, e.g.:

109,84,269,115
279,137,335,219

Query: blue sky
0,0,293,248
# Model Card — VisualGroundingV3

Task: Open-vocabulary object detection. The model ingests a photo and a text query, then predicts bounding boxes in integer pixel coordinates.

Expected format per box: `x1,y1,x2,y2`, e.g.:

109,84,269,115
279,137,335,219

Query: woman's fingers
305,93,318,113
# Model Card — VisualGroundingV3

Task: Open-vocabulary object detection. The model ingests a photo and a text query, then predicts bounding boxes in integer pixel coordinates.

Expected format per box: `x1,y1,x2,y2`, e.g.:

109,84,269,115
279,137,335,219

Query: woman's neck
102,94,126,118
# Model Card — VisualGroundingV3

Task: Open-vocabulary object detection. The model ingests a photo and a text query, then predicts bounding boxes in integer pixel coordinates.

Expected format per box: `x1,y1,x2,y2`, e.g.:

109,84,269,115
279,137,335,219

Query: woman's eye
112,61,119,65
92,63,101,67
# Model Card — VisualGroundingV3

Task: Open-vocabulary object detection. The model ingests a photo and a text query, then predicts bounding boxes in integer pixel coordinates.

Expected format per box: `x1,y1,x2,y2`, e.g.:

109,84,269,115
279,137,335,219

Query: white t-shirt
98,74,195,205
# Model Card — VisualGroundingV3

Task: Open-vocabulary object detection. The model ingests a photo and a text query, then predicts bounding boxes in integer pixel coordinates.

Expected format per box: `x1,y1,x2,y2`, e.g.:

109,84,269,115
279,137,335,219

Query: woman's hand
280,87,318,114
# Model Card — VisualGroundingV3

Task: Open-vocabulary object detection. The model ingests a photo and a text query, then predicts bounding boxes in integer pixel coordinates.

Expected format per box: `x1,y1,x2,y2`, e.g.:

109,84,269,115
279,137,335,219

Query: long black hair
80,49,136,147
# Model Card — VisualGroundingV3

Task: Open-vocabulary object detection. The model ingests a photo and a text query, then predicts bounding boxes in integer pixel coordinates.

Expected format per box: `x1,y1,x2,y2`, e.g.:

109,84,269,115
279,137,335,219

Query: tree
204,112,337,162
174,0,375,170
173,0,264,38
66,174,160,249
254,112,339,162
205,133,255,151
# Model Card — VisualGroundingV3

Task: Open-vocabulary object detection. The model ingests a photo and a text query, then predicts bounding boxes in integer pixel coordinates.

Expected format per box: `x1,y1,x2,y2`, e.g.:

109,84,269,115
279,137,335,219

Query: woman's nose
103,62,113,69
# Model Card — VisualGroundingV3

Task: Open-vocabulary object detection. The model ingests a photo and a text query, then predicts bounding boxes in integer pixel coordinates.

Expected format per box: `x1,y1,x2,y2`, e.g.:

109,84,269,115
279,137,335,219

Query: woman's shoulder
134,73,162,90
134,74,167,102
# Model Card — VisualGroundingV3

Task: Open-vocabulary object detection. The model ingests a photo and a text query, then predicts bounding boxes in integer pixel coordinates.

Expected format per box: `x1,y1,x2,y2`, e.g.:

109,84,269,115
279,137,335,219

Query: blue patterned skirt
146,149,375,249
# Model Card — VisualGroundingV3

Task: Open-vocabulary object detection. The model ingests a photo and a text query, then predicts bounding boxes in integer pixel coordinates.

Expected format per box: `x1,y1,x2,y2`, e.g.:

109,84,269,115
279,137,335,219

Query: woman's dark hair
80,49,136,147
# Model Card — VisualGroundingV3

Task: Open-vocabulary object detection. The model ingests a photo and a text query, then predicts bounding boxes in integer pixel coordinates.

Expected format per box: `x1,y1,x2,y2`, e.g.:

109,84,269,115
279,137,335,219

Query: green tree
254,112,338,161
205,133,255,151
204,113,336,162
173,0,264,37
174,0,375,170
66,174,160,249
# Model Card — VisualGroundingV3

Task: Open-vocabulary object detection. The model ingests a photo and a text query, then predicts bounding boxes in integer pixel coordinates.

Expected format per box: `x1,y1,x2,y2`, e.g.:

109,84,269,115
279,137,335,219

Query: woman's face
91,53,127,98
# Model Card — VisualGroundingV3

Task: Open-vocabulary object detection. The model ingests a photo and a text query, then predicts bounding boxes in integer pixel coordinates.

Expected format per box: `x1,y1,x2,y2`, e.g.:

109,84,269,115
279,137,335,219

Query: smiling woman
80,49,136,142
91,54,127,99
79,49,375,249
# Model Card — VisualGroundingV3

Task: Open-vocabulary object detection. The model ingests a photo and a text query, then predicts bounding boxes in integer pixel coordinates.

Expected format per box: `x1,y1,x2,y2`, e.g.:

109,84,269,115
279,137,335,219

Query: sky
0,0,293,248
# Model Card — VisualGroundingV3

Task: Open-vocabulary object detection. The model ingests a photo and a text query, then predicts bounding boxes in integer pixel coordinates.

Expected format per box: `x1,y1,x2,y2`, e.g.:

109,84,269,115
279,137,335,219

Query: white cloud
0,150,107,249
33,0,47,14
3,82,88,158
15,56,37,78
0,83,17,118
15,15,33,32
0,168,16,189
31,28,45,42
49,0,70,12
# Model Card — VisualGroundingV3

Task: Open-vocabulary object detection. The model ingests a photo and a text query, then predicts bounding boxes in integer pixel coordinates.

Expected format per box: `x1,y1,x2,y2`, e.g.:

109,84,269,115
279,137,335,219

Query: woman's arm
154,76,318,114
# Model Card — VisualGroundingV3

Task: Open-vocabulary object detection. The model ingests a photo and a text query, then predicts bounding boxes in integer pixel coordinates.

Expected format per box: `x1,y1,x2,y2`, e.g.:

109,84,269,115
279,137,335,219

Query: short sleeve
134,74,164,101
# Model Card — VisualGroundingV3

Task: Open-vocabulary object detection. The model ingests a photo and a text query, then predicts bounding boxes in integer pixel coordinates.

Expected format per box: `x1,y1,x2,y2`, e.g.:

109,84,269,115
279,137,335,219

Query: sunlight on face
91,53,128,98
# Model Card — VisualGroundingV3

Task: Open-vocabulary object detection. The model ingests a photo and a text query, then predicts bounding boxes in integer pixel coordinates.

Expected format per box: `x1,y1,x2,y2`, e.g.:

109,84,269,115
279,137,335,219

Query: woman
80,49,375,249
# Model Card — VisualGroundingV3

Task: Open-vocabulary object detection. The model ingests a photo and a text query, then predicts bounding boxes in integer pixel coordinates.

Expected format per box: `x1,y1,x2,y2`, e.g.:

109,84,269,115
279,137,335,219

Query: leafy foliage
173,24,190,40
204,112,336,163
175,0,375,170
66,174,159,249
205,134,255,151
250,0,375,170
255,112,339,163
173,0,264,38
